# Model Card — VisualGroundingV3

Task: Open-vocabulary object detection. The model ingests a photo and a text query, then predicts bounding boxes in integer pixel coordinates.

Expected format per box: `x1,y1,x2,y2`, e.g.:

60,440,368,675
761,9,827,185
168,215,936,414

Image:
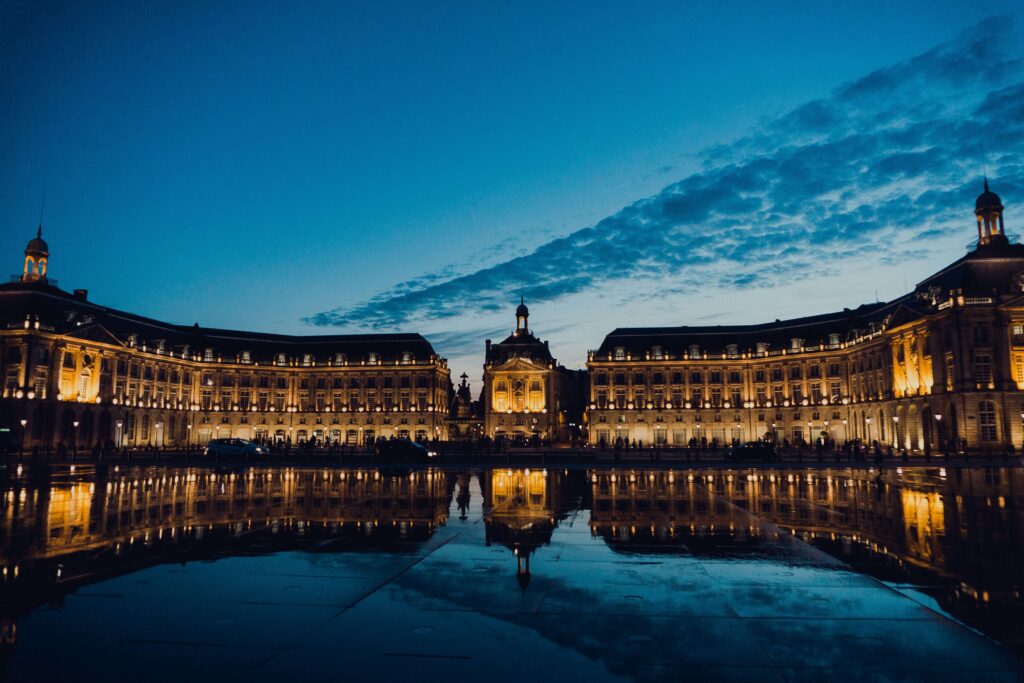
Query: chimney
73,289,88,301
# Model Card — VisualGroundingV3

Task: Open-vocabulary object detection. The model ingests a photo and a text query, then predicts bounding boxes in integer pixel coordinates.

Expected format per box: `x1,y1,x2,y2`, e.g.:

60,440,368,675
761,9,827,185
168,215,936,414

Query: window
688,345,701,360
276,353,288,366
726,344,739,359
979,400,997,441
204,348,214,362
973,325,990,345
974,352,993,386
651,345,664,360
334,353,346,365
790,338,803,351
401,351,413,364
756,342,769,356
613,346,626,361
828,333,841,348
240,350,252,364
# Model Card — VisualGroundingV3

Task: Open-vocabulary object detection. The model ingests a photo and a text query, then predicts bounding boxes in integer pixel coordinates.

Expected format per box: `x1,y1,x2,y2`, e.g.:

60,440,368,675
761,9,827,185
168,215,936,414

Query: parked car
374,438,437,463
728,441,777,462
204,438,269,458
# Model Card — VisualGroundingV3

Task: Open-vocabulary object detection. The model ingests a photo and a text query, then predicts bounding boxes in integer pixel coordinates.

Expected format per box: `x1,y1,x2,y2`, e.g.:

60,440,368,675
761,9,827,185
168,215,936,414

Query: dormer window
688,345,701,360
651,345,664,360
128,334,138,348
334,352,346,365
726,344,739,359
240,350,252,364
301,353,313,367
181,344,191,357
155,339,166,353
613,346,626,361
756,342,769,356
203,347,214,362
828,333,841,348
368,352,378,364
790,338,804,351
401,351,413,365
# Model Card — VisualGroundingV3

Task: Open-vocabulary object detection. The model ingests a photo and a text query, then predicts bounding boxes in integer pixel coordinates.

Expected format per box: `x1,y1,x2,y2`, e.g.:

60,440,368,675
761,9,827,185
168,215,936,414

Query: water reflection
1,464,1022,657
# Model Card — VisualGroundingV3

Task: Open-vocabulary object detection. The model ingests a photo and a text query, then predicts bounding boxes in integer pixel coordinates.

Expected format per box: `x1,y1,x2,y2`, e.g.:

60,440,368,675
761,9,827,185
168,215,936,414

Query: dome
25,226,48,255
976,179,1003,212
516,297,529,318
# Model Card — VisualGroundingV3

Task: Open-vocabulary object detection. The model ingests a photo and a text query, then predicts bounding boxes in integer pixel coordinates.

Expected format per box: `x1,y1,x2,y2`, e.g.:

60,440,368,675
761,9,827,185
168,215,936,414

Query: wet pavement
1,464,1021,682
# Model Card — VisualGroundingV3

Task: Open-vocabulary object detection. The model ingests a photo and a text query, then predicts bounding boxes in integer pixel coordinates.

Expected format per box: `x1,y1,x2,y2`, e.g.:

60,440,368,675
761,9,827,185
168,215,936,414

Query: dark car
373,438,437,463
728,442,777,462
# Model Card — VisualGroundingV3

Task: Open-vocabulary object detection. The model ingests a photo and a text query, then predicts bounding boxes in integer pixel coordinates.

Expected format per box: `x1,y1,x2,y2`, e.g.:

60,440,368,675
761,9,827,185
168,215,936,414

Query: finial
38,183,45,236
520,295,524,306
984,176,990,193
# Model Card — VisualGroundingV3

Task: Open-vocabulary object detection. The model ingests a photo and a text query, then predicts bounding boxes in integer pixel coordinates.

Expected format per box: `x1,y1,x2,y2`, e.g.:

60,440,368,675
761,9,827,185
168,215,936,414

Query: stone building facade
585,183,1024,453
481,300,585,442
0,231,450,452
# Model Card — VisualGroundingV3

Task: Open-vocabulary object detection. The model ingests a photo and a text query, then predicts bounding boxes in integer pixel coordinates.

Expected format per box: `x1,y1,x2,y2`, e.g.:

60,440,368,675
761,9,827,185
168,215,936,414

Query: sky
2,1,1023,388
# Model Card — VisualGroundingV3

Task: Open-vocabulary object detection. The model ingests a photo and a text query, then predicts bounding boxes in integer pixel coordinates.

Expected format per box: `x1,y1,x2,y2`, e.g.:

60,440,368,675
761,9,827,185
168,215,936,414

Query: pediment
491,356,548,372
63,322,126,348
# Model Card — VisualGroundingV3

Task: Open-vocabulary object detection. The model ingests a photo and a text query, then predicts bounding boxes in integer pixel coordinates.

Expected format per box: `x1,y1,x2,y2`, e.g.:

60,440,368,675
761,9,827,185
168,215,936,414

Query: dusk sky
2,1,1023,386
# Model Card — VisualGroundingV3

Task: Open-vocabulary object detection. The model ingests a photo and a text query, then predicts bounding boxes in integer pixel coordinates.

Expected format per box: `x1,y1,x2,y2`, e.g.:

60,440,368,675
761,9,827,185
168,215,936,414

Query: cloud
307,17,1024,334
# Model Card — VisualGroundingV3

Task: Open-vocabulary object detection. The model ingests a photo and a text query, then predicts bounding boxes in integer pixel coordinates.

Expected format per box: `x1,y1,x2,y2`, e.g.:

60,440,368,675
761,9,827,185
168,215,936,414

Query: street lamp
72,420,79,458
116,420,123,450
19,419,27,458
893,415,900,449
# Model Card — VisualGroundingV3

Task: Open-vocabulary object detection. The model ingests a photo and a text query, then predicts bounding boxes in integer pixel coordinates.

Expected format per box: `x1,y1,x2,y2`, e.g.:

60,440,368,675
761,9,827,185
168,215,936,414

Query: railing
966,234,1020,251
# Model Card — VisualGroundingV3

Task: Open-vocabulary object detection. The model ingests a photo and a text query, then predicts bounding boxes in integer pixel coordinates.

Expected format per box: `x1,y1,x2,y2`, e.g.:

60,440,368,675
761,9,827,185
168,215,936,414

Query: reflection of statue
456,474,471,520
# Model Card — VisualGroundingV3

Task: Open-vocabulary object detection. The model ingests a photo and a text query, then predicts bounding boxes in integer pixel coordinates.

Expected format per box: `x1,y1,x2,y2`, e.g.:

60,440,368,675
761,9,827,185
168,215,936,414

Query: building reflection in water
588,466,1023,649
0,464,1021,651
0,465,453,633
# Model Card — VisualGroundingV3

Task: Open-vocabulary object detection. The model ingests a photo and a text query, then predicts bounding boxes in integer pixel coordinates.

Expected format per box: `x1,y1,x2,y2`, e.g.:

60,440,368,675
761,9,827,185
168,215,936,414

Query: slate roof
0,280,439,364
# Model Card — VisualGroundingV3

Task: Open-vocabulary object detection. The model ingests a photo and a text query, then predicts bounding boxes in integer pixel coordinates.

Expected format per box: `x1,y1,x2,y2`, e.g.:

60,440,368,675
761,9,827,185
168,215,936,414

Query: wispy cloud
308,17,1024,340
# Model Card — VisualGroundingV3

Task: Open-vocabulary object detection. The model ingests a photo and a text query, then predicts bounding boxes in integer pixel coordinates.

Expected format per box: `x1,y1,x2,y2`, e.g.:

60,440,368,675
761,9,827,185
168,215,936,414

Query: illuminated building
0,232,451,450
586,183,1024,452
482,299,585,441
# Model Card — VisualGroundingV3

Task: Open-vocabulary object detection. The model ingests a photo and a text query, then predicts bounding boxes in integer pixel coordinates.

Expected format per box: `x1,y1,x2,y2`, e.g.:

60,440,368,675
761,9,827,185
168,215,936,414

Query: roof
595,301,903,358
0,280,440,364
596,239,1024,358
487,330,555,364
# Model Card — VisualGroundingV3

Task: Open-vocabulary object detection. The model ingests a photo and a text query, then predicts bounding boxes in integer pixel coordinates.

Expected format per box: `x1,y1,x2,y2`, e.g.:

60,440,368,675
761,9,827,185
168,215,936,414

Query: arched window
401,351,413,365
726,344,739,359
651,345,664,360
334,353,346,365
828,333,841,348
688,345,701,360
613,346,626,361
240,350,251,364
276,353,287,366
756,342,769,356
203,347,214,361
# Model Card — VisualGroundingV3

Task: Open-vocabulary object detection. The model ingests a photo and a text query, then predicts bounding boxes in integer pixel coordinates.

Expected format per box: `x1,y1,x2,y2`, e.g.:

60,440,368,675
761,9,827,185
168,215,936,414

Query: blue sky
2,1,1022,386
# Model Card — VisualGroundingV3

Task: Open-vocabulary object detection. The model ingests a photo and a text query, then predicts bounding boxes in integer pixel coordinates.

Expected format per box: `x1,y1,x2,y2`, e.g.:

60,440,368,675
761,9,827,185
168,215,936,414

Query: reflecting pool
1,464,1022,681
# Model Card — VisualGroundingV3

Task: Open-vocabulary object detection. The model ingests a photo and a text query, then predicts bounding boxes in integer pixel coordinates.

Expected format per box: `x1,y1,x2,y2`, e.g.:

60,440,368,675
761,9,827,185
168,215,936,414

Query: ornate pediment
62,322,126,348
490,356,548,373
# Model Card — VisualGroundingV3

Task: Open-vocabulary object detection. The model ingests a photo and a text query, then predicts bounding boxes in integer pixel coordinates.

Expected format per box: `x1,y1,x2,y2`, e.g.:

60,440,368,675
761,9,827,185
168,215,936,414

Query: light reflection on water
0,464,1022,677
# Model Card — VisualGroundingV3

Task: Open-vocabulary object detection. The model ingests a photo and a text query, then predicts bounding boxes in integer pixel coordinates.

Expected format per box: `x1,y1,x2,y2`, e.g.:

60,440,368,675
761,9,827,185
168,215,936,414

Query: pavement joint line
249,507,485,673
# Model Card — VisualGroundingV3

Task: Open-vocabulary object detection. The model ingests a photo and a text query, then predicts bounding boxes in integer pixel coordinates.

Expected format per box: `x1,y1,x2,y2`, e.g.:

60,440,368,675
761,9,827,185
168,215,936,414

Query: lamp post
187,423,193,455
935,414,943,454
842,418,848,444
115,420,123,451
892,415,900,450
866,416,873,444
19,419,27,458
72,420,79,459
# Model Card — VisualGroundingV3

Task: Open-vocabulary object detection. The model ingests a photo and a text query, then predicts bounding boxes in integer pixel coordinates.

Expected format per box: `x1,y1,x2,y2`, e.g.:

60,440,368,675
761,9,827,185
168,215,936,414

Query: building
586,182,1024,453
0,231,451,452
482,299,585,442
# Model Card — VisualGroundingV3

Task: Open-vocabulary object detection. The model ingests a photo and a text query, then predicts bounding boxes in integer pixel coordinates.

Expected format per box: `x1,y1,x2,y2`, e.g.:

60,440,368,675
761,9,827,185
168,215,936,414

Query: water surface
1,464,1021,681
